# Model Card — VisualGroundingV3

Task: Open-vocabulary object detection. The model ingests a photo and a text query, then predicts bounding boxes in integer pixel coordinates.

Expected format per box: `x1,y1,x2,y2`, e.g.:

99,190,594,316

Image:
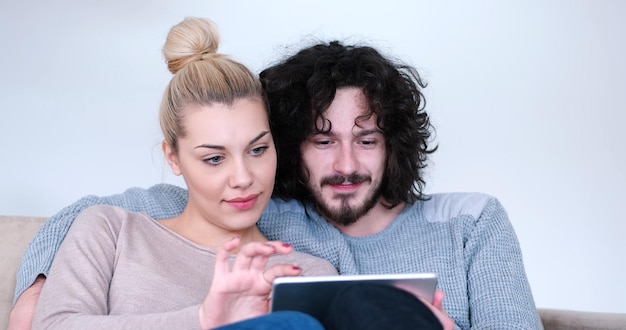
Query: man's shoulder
264,197,306,214
418,192,497,223
76,205,153,229
80,204,141,217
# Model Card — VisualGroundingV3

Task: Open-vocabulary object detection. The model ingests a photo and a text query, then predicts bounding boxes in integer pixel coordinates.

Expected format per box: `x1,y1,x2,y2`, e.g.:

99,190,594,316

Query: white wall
1,0,624,314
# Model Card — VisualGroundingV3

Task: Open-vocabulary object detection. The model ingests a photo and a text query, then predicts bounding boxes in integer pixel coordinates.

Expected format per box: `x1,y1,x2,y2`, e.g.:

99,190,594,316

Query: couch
1,215,625,329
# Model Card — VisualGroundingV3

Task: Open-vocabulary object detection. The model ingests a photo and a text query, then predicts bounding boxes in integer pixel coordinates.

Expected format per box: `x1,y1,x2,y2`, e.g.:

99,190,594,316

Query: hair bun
163,17,220,74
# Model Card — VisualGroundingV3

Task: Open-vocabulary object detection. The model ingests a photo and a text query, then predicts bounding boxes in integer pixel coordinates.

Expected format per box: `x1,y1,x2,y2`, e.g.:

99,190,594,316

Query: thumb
432,289,445,310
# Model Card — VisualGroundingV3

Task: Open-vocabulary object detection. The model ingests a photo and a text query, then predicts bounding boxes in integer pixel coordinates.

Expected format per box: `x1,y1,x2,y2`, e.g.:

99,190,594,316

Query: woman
31,17,337,330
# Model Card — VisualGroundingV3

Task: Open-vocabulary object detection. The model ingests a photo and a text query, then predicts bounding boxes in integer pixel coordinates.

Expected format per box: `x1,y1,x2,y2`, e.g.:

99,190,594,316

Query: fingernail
292,266,301,270
282,243,292,247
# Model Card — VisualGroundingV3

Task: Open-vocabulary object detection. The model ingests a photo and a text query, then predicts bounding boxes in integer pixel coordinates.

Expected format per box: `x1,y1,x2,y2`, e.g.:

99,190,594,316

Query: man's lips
321,174,371,194
328,182,362,193
225,194,259,211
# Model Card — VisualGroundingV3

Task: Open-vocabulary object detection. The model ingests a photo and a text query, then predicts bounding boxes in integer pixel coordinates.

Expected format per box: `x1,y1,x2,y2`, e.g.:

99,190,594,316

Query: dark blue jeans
213,311,324,330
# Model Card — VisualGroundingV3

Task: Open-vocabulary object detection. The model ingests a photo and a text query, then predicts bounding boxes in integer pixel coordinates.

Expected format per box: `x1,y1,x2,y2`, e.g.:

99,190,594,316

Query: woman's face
165,97,276,232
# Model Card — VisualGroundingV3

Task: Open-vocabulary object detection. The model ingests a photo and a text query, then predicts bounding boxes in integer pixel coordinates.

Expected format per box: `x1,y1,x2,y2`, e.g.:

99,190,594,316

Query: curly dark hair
260,41,437,208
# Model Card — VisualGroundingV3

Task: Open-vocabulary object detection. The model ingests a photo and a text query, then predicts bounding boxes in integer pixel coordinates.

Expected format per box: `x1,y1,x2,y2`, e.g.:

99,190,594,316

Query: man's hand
8,275,46,330
420,289,456,330
394,283,456,330
198,237,302,329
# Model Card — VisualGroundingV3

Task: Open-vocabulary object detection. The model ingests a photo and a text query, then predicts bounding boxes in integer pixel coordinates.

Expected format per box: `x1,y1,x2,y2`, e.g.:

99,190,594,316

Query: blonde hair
159,17,264,151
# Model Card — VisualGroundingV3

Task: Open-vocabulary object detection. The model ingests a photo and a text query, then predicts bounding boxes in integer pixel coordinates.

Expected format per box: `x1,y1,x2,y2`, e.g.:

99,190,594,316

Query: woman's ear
162,140,182,176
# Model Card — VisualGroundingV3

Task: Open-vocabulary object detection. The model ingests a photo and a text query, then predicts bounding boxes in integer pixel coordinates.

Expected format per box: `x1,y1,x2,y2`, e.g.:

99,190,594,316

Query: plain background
1,0,624,314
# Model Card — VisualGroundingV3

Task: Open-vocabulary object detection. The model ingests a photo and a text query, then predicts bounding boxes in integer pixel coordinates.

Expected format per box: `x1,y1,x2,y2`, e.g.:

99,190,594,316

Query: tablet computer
270,273,438,321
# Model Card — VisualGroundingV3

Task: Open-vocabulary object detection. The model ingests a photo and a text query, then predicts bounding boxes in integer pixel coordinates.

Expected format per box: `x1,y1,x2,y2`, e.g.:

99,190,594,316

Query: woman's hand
198,237,302,329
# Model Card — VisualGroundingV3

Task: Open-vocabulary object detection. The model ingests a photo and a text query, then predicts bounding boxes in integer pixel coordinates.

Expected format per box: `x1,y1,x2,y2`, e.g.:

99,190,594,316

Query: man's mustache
321,174,371,186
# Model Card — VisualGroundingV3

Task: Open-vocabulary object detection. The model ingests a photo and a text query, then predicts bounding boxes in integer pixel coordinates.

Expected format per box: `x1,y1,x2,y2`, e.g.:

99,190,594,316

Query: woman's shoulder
273,250,338,276
73,205,155,234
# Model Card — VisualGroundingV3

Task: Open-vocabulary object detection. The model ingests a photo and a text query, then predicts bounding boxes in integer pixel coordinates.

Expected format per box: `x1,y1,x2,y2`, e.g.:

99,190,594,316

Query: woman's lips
225,194,259,211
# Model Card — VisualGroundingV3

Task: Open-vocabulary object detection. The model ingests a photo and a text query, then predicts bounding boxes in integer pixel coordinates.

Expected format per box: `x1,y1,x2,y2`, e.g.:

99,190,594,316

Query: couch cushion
0,216,46,330
539,308,626,330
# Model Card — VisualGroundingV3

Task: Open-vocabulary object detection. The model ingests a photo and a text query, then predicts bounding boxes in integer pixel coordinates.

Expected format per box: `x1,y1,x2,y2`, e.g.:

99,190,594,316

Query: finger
231,241,294,272
411,291,454,330
432,289,445,310
214,236,240,276
249,242,294,271
232,242,277,271
249,250,272,272
261,241,294,255
263,264,303,284
393,283,437,310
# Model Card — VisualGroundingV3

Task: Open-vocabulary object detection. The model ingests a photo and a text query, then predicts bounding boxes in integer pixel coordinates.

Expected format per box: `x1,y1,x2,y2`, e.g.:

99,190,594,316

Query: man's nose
333,144,358,174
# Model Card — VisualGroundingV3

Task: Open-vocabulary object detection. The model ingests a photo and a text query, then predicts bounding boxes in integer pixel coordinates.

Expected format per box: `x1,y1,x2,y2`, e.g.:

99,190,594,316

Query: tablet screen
270,273,438,321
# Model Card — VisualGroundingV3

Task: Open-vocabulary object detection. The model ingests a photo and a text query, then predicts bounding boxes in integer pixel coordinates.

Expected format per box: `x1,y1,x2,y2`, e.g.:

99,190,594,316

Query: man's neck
330,200,406,237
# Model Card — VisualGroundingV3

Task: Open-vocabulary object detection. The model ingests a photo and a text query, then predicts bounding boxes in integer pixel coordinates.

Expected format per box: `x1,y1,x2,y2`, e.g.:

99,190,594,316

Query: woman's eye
203,155,223,165
250,146,269,156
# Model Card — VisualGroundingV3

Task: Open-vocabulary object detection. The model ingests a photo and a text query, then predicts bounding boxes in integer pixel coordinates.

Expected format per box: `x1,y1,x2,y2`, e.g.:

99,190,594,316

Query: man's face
300,87,386,226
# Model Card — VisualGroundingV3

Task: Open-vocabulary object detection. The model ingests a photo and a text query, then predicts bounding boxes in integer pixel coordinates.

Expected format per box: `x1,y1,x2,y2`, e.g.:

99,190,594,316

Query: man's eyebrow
310,128,380,138
312,131,336,137
194,131,270,150
353,128,381,138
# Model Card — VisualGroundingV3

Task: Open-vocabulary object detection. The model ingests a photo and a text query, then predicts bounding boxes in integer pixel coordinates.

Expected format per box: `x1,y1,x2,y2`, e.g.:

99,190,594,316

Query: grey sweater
16,184,542,329
32,205,338,329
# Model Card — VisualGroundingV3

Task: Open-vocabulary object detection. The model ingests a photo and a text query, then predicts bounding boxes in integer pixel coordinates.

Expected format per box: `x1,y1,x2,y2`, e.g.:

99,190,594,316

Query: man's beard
312,173,381,226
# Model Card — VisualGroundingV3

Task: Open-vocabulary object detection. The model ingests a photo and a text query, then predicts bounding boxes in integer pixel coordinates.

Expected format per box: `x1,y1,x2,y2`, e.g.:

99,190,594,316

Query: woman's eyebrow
248,131,270,145
194,143,224,150
194,131,270,150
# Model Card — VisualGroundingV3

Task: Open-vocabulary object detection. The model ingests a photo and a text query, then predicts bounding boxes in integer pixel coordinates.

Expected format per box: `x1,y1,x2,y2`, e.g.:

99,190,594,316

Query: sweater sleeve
464,198,543,329
32,206,200,330
13,183,188,304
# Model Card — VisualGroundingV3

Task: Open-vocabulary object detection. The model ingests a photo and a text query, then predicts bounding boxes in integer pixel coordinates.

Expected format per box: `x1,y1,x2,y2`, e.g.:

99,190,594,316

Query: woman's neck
159,208,267,252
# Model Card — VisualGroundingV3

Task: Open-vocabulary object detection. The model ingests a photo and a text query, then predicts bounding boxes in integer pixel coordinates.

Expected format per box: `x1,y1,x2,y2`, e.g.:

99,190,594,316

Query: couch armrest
539,308,626,330
0,216,47,330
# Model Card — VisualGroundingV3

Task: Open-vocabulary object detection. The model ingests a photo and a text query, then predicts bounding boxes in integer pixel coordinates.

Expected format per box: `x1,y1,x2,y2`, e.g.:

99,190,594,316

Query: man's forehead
311,116,381,135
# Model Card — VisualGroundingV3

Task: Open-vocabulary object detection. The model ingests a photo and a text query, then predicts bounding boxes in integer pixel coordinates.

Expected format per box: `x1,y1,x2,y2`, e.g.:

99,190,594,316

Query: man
11,41,541,329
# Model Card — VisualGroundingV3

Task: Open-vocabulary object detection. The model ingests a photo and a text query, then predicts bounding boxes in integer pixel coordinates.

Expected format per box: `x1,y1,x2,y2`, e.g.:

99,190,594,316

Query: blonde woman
31,17,336,330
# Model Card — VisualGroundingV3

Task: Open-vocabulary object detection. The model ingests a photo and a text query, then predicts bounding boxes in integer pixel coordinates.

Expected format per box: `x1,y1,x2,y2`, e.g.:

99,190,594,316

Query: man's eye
316,140,331,146
203,155,223,165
